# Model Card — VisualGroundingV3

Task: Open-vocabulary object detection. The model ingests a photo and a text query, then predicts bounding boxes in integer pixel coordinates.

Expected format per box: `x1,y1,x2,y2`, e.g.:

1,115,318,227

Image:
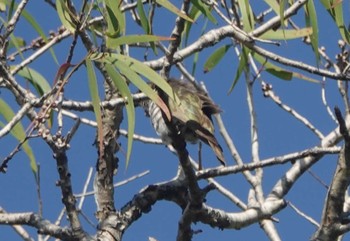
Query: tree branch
0,212,74,240
312,108,350,240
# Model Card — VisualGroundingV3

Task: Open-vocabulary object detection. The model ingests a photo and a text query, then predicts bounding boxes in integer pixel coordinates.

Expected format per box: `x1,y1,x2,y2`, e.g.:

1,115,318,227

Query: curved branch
145,25,349,81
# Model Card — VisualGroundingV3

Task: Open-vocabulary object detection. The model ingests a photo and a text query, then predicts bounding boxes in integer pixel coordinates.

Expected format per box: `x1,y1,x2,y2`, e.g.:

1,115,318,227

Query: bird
141,78,226,166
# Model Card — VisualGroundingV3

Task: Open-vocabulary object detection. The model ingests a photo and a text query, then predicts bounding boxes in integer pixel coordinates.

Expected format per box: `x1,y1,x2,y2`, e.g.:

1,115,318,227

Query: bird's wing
186,120,226,166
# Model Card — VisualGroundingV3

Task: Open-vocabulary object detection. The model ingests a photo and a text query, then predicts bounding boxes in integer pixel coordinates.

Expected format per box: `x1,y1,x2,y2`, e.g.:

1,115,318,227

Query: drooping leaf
0,15,27,59
89,52,174,120
332,1,349,44
319,0,350,43
105,0,125,48
16,67,51,96
21,9,58,64
237,0,254,31
229,46,249,93
305,0,320,65
291,71,320,83
0,98,37,176
279,0,287,32
189,0,217,24
156,0,193,23
136,0,157,54
253,52,319,83
261,28,313,40
112,35,174,46
56,0,77,33
7,0,14,21
137,0,150,34
203,44,231,73
263,0,280,15
183,5,202,46
8,35,25,50
0,2,57,64
253,53,292,80
86,59,104,160
104,64,135,168
16,66,53,129
192,53,199,76
112,59,169,122
191,18,208,76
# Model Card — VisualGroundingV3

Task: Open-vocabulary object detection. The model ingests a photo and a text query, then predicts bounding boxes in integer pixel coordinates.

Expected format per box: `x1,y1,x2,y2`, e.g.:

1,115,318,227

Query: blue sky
0,1,349,240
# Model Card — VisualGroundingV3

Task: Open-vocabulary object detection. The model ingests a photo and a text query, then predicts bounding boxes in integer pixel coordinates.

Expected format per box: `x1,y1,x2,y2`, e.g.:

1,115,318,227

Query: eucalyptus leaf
203,45,231,73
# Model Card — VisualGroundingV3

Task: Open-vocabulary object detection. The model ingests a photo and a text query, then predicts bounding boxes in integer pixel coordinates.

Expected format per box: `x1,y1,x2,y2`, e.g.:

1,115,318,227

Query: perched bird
141,78,226,166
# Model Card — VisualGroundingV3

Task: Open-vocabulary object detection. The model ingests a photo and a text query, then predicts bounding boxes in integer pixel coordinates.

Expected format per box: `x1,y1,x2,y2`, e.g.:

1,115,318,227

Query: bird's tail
185,120,226,166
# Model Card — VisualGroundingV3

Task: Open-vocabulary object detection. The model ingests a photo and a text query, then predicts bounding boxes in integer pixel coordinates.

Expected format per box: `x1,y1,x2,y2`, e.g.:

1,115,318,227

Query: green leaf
56,0,77,33
8,35,25,50
0,98,37,176
319,0,350,43
189,0,217,24
229,47,249,93
319,0,331,9
156,0,193,23
16,67,51,96
136,0,157,54
332,1,350,44
183,6,200,46
203,44,231,73
261,28,313,40
192,51,199,76
263,0,280,15
0,2,57,64
137,0,150,34
192,18,208,75
90,52,174,120
7,0,14,21
104,64,135,168
0,0,6,12
111,35,174,46
0,15,26,58
21,9,58,64
253,52,292,80
305,0,320,65
86,59,104,160
112,59,170,122
253,52,319,83
279,0,287,31
237,0,254,31
105,0,125,48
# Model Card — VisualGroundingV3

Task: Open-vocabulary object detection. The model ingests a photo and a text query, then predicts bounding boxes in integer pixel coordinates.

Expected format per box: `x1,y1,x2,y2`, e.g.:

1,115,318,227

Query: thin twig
262,82,325,140
59,108,163,144
78,167,94,210
74,170,150,198
321,78,337,123
288,201,319,227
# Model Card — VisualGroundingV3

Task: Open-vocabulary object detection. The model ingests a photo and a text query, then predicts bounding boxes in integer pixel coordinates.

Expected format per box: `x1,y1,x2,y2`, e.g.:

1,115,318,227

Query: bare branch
262,82,325,139
198,146,340,179
0,207,34,241
313,108,350,240
0,212,74,240
4,0,29,39
288,201,319,228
